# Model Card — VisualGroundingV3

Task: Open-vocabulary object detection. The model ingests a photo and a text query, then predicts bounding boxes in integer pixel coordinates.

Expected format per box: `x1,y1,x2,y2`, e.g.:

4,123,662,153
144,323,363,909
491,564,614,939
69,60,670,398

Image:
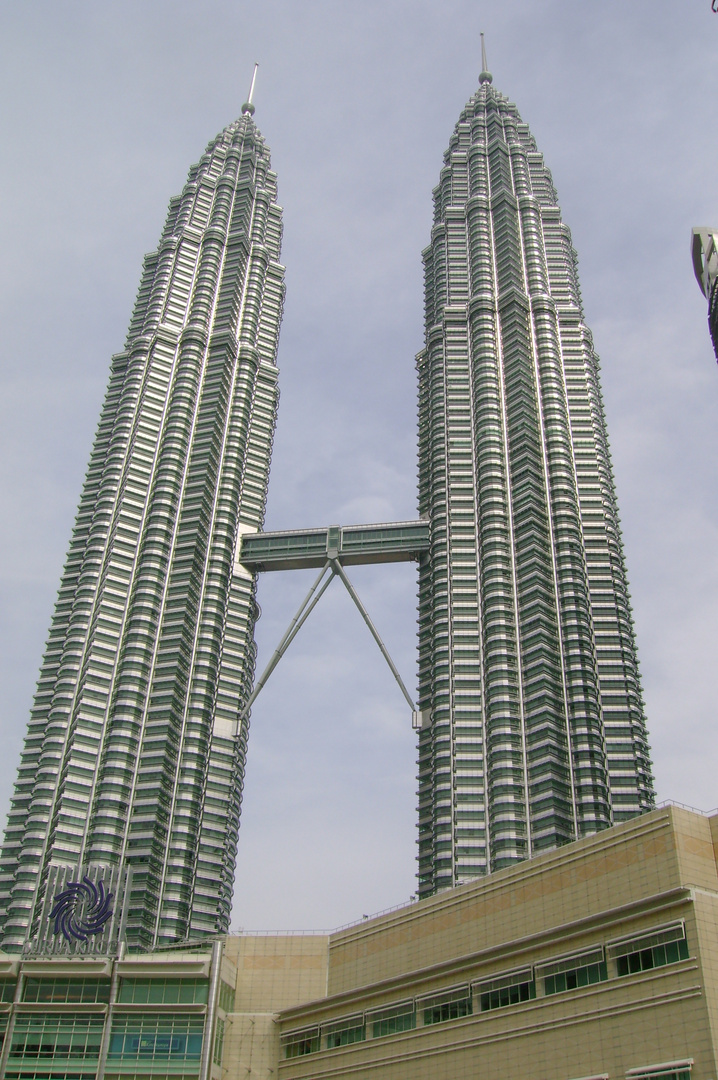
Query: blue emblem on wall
50,876,114,942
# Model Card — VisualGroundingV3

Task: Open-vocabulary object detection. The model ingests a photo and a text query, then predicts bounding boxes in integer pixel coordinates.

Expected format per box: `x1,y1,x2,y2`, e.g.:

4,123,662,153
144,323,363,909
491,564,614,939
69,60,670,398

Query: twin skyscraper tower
0,56,654,954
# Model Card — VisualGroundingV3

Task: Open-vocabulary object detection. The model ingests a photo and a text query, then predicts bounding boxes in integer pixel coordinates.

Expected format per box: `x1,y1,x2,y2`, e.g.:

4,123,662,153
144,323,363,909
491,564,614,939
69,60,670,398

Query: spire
241,62,258,116
479,32,493,85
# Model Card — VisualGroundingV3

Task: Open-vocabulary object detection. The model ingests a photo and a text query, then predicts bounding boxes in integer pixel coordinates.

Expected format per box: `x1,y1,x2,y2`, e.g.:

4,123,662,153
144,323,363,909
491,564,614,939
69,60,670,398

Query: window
616,938,688,976
117,977,209,1005
370,1004,416,1038
6,1073,97,1080
103,1074,197,1080
218,979,235,1013
480,980,535,1010
540,949,608,996
0,980,15,1002
325,1022,365,1048
22,977,110,1004
107,1015,204,1064
421,987,473,1025
610,923,689,978
631,1074,691,1080
282,1029,320,1058
475,969,535,1012
424,998,472,1024
9,1015,104,1063
213,1017,225,1066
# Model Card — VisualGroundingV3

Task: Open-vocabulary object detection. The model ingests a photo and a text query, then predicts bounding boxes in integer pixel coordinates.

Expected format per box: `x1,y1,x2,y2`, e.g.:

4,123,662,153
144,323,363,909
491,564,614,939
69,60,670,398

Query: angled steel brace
237,558,417,721
330,559,416,712
238,561,335,722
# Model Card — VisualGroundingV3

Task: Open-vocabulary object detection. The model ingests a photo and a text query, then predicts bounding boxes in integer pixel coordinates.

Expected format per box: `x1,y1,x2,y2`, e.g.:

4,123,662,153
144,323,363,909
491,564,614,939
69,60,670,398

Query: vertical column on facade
189,192,285,932
525,144,653,820
417,205,452,894
138,132,284,946
145,184,254,945
447,248,487,881
159,179,272,940
466,137,497,879
571,318,652,819
507,119,610,844
118,127,257,947
443,131,487,887
0,349,110,933
482,97,532,868
189,354,279,936
416,341,434,895
0,337,130,943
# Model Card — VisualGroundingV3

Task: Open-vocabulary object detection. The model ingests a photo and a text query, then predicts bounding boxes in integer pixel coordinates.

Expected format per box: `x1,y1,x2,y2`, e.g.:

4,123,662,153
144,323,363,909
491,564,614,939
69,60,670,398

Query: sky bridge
235,520,430,723
237,520,430,573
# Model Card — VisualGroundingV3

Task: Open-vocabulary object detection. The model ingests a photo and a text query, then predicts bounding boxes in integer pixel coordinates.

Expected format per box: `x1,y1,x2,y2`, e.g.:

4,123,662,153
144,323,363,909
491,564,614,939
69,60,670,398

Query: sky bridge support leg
238,561,335,722
238,557,417,721
330,559,416,712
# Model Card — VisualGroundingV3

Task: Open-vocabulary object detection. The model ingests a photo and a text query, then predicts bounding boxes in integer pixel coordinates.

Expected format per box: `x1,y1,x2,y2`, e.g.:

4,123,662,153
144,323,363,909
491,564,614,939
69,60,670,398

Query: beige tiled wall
325,808,711,996
224,934,329,1012
220,934,329,1080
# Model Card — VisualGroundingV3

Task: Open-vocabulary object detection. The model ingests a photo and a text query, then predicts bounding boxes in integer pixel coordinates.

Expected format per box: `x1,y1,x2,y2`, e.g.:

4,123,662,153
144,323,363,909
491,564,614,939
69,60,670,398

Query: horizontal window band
415,984,471,1010
536,946,604,978
321,1014,364,1036
472,967,533,994
626,1061,693,1079
606,920,685,957
280,1026,319,1044
364,1000,415,1023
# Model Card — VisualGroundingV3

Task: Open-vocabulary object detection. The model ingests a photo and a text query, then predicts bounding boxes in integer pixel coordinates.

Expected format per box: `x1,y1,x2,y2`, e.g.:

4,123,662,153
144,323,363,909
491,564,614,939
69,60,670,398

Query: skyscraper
415,50,653,895
0,95,285,952
0,49,656,961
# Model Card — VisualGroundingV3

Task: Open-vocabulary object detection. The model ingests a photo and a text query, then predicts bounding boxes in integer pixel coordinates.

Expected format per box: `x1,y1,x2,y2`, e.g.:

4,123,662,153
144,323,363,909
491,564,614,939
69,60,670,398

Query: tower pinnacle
479,32,493,84
242,62,258,115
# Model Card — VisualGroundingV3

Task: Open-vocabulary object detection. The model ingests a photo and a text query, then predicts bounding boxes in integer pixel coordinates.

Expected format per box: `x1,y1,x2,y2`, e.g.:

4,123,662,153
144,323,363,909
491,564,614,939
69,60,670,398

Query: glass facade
8,1014,104,1066
416,64,654,894
0,947,222,1080
22,978,111,1004
107,1015,204,1067
117,977,208,1005
0,104,285,951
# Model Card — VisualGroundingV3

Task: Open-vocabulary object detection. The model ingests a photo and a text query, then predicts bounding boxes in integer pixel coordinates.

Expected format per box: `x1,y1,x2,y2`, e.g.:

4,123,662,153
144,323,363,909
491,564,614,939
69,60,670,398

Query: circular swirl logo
50,876,114,942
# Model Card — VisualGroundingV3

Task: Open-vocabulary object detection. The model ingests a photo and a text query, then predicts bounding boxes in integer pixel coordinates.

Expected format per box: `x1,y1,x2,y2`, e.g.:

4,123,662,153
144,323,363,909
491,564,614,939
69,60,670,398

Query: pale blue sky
1,0,717,930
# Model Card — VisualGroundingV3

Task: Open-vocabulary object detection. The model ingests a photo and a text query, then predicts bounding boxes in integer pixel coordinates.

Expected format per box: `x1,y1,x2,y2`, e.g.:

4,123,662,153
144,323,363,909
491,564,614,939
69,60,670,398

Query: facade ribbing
416,72,653,896
0,108,285,952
